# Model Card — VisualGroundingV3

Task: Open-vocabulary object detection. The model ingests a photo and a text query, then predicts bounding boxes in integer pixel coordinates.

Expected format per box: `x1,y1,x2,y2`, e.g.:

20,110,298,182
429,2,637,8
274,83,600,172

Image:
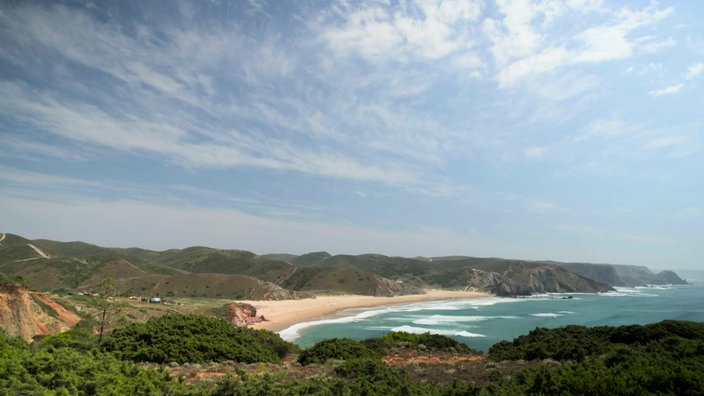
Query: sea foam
391,325,486,338
413,314,519,326
279,300,470,341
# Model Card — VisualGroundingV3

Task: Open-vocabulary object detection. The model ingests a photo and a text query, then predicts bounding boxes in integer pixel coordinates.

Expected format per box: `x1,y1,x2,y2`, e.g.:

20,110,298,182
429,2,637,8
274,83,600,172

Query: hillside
550,262,688,287
280,252,615,296
281,266,424,296
0,277,80,341
0,233,688,300
0,234,298,300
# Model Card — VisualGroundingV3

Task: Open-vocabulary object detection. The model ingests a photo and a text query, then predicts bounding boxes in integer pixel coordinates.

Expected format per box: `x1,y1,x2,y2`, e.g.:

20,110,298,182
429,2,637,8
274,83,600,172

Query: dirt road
27,243,50,259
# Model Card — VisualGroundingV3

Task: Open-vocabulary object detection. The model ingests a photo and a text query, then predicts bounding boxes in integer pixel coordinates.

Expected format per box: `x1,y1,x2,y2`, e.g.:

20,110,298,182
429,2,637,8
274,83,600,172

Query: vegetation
297,338,381,365
0,272,26,287
486,320,704,395
3,233,657,297
0,316,702,395
102,314,298,364
367,331,480,354
95,277,124,344
0,329,195,395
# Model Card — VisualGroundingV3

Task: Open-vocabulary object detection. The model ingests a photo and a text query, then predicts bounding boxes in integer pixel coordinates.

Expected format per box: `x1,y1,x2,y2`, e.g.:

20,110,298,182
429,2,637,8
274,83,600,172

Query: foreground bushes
0,330,193,395
102,314,298,364
488,320,704,395
297,338,380,365
1,316,702,395
489,320,704,362
366,331,479,354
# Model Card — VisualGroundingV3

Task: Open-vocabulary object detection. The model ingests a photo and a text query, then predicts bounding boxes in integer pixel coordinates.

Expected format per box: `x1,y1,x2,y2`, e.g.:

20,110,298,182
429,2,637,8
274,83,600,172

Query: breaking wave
391,325,486,338
413,315,519,326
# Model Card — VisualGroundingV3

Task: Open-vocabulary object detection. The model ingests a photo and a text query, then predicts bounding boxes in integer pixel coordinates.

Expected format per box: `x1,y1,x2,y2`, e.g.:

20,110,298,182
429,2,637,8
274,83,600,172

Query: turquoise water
282,283,704,352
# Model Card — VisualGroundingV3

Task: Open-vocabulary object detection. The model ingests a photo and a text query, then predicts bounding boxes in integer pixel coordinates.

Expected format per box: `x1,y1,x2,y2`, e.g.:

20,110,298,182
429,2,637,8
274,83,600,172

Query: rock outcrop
443,264,614,297
255,281,301,300
227,302,266,327
650,270,687,285
370,276,425,297
554,263,687,287
0,280,80,341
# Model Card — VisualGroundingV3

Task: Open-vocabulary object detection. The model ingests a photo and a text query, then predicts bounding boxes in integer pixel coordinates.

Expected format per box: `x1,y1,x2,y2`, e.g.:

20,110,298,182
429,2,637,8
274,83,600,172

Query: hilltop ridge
0,232,690,345
0,233,686,300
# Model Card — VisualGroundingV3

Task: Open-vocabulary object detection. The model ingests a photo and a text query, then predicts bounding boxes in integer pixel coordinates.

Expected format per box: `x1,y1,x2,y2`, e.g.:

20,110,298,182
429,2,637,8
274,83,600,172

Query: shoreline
238,290,493,333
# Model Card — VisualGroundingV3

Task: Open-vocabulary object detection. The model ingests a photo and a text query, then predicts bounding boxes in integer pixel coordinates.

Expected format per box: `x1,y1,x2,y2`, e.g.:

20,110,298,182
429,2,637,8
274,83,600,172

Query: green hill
281,266,423,296
0,234,297,298
1,233,686,298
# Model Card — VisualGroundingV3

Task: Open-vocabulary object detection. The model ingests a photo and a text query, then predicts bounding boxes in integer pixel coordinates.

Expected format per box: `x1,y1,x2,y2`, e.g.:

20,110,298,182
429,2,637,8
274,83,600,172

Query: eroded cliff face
371,276,425,297
450,265,614,297
555,263,687,287
0,281,79,342
227,302,265,327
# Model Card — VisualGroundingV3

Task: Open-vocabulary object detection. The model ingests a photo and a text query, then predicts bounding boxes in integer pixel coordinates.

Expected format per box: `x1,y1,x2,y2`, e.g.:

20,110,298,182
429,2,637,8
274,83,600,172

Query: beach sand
239,290,492,332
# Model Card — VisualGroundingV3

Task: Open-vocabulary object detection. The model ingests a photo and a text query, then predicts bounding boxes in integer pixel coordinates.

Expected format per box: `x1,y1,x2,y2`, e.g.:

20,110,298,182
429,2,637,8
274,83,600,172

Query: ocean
282,282,704,352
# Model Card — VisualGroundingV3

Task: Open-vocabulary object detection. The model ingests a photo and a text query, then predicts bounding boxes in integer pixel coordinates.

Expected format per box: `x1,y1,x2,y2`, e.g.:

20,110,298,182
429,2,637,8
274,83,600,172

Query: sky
0,0,702,270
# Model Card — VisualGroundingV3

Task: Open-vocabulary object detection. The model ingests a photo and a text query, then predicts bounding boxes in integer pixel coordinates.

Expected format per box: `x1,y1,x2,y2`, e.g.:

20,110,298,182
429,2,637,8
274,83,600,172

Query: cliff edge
0,280,80,342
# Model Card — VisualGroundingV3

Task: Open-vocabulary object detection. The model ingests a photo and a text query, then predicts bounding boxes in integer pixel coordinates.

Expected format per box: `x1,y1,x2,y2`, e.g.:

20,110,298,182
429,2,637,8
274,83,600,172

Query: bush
102,313,296,364
485,320,704,394
298,338,380,366
361,336,395,354
371,331,478,353
0,331,193,395
33,328,98,352
488,325,613,362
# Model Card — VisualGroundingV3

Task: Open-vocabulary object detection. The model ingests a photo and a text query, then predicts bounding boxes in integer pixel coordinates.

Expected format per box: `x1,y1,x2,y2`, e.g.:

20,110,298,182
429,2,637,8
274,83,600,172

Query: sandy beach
239,290,492,332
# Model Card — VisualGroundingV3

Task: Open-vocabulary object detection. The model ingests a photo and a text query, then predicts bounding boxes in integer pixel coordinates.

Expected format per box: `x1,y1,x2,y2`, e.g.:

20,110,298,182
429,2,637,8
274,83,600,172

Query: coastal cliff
439,264,613,296
553,262,687,287
1,233,686,300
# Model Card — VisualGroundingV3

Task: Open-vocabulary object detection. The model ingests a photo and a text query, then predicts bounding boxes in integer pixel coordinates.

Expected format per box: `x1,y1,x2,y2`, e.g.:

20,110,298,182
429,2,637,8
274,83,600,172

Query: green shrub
375,331,479,353
0,332,193,395
362,336,395,354
489,321,704,362
102,313,296,364
33,328,98,352
485,320,704,395
298,338,380,366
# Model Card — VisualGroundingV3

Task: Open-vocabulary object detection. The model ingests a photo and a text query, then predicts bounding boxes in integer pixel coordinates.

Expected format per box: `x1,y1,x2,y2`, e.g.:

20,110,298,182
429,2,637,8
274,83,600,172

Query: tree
94,277,123,345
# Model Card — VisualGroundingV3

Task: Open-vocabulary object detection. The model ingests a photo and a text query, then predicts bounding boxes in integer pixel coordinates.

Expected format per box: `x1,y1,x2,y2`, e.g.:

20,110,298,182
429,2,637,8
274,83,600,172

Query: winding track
26,243,50,259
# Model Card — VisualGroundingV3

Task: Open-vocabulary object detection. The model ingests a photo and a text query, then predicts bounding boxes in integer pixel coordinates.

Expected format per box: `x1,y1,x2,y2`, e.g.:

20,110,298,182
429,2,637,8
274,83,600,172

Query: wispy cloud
1,1,702,268
0,2,436,187
0,165,99,188
649,83,684,96
579,117,697,158
685,63,704,80
316,0,482,64
488,1,674,86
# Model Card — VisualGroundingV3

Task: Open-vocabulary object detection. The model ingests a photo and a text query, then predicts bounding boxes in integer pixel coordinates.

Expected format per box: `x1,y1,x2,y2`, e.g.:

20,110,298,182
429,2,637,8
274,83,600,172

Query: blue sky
1,0,702,269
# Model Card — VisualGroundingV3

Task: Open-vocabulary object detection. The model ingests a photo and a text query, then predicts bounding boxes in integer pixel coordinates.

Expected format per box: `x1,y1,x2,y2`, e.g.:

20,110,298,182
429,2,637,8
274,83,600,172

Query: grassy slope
282,267,382,295
1,233,667,298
